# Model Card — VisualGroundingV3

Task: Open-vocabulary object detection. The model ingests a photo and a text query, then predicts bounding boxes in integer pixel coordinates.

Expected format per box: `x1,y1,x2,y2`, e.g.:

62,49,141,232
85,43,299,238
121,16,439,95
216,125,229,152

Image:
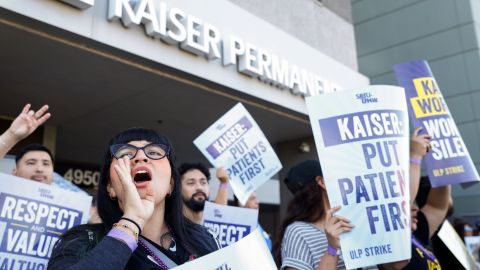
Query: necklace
138,238,170,270
411,235,437,262
160,231,176,252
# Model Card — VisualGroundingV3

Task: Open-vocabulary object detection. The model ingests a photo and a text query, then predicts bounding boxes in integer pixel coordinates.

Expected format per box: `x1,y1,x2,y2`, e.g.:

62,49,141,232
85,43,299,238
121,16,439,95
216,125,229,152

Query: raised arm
422,183,451,239
0,104,51,158
213,167,229,205
409,127,431,204
379,127,432,270
409,127,450,238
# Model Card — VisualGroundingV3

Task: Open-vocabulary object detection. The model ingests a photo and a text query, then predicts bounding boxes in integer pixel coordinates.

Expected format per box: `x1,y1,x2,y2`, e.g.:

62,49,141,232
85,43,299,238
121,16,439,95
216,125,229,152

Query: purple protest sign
394,60,480,187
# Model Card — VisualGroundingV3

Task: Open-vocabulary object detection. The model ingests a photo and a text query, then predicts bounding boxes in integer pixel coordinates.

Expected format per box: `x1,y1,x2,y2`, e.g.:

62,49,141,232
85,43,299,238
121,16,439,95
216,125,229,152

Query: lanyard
411,236,437,262
139,237,178,269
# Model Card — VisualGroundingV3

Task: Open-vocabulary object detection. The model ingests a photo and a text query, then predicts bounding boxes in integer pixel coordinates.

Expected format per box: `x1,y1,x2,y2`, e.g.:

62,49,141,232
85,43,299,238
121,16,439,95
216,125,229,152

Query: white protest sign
306,86,411,268
194,103,282,205
437,221,477,269
464,235,480,269
0,173,91,269
202,201,258,248
172,229,276,270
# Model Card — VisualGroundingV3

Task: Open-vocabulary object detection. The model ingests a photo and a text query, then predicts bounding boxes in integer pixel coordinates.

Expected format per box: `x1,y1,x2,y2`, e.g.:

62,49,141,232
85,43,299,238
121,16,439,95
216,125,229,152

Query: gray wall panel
353,0,480,218
228,0,359,70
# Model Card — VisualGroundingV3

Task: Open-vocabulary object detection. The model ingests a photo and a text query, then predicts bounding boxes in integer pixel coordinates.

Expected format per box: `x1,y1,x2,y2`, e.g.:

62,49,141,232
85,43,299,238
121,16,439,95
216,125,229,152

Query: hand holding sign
410,127,431,159
216,167,229,183
325,206,354,249
112,156,154,228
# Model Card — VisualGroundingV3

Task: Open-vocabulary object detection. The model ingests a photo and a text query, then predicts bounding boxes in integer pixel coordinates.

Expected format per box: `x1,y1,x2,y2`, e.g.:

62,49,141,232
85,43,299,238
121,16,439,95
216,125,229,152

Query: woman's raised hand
113,156,155,229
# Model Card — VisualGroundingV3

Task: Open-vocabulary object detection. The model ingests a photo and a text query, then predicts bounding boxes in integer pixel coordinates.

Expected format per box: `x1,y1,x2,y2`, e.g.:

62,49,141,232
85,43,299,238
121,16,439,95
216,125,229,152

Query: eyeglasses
110,143,170,160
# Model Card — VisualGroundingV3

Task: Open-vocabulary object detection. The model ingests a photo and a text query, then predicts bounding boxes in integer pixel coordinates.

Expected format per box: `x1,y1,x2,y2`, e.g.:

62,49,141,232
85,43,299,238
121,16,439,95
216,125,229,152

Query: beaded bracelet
120,217,142,235
113,222,139,241
219,182,229,189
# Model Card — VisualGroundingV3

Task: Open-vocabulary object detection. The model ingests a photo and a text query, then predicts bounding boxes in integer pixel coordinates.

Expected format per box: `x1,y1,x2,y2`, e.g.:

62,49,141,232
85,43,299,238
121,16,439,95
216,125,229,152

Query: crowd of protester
0,103,477,270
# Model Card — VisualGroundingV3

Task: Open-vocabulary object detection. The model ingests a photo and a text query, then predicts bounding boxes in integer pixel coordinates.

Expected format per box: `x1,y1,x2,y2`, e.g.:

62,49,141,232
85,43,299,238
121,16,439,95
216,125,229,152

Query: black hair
15,143,54,163
178,162,211,181
96,127,217,256
49,128,219,267
272,179,327,267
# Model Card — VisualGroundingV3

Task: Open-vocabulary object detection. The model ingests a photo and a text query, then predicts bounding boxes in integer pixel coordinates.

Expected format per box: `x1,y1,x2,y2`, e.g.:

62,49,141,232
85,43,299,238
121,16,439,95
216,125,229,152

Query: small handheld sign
194,103,282,205
202,201,258,248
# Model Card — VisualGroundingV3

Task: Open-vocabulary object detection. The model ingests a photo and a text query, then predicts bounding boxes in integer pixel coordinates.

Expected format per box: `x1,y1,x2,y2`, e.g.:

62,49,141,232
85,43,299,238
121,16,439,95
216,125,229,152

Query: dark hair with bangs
49,128,219,268
95,127,214,256
97,127,175,228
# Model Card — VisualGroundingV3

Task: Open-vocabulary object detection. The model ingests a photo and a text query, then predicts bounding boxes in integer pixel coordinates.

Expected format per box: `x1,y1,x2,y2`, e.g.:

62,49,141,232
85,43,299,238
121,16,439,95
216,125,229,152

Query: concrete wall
352,0,480,219
224,0,362,221
228,0,358,70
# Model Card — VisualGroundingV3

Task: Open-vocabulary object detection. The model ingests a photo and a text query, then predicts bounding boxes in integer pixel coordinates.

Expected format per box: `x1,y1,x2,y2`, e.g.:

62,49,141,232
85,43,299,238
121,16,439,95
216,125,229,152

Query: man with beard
178,162,229,224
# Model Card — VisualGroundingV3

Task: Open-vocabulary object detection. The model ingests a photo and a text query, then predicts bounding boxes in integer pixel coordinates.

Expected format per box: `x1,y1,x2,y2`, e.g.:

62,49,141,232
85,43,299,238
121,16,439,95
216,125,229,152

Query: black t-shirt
431,223,468,269
401,211,441,270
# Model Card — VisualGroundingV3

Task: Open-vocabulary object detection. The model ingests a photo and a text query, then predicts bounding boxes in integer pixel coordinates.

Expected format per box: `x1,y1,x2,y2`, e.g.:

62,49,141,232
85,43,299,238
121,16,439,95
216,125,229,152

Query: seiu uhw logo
356,92,378,104
214,209,223,218
214,263,231,270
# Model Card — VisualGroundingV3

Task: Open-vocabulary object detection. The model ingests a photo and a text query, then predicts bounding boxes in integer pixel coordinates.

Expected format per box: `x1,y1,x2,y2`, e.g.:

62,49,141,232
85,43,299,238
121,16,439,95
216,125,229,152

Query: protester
380,127,449,270
416,176,465,269
237,192,273,251
0,104,51,181
178,162,229,224
48,128,220,269
273,160,353,270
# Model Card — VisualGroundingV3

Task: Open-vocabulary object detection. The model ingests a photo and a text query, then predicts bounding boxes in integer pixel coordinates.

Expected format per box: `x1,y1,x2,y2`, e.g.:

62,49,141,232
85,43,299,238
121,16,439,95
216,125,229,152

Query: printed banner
306,86,411,268
172,229,276,270
194,103,282,205
0,173,91,269
437,221,477,270
202,201,258,248
394,60,480,187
